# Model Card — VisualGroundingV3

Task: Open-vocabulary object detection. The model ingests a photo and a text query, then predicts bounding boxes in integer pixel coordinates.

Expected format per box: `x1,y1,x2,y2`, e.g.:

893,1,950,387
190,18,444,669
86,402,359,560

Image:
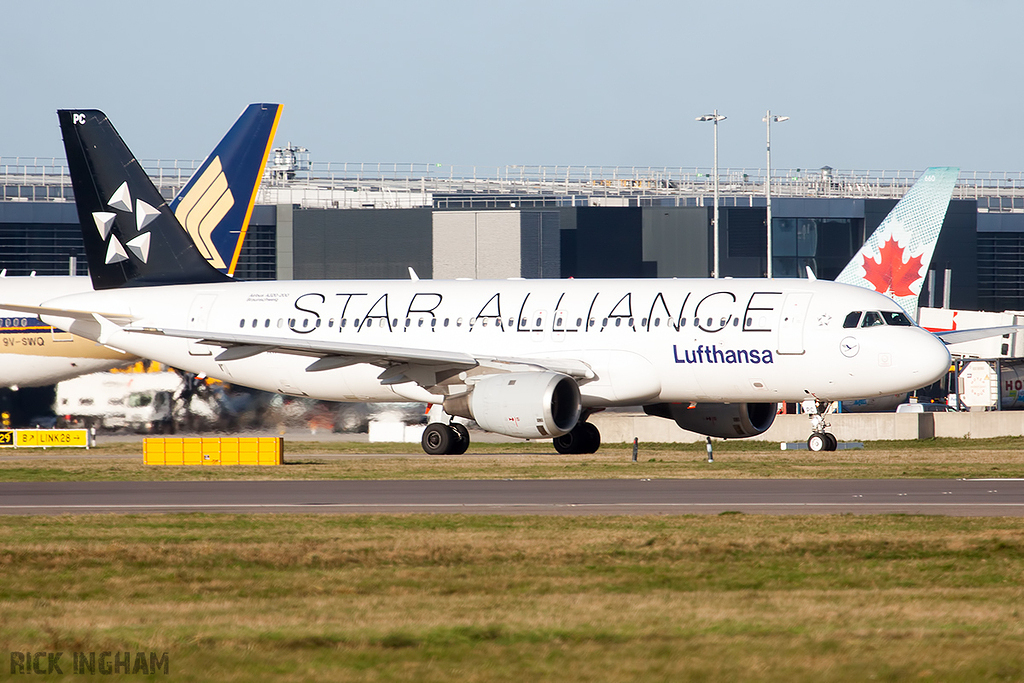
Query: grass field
2,436,1024,481
1,514,1023,682
3,439,1024,680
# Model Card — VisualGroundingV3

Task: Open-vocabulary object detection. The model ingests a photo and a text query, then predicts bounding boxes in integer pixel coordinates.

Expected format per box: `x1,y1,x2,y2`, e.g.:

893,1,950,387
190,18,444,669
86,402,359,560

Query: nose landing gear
803,399,838,452
807,431,838,452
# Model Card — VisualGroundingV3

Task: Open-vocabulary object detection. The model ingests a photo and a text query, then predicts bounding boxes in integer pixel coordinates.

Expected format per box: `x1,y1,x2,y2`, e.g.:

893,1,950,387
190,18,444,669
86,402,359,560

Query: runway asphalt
1,478,1022,515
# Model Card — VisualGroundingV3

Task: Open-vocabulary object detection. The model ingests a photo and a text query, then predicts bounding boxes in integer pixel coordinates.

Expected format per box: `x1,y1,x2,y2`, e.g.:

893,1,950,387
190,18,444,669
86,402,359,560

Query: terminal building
3,155,1024,314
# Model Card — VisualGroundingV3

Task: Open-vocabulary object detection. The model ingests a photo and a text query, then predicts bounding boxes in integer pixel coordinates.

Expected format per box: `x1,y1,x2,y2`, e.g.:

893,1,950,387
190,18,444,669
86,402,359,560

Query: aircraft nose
912,329,952,385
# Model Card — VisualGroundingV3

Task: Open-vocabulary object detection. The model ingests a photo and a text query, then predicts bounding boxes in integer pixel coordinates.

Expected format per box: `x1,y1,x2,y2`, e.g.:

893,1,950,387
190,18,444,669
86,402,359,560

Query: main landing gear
553,420,601,454
419,418,603,456
803,399,838,452
421,421,470,455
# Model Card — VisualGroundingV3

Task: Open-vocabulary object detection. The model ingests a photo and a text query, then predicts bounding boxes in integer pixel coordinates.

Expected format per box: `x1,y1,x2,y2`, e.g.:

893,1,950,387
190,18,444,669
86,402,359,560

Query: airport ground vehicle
895,402,956,413
56,371,181,432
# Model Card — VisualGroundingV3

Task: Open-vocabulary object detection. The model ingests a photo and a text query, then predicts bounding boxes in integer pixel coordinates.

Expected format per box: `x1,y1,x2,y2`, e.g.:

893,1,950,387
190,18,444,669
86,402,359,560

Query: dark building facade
0,198,998,313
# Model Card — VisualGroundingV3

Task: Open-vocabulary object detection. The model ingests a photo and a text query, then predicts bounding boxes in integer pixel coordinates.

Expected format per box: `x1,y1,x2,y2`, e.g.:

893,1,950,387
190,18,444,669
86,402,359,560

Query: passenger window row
235,314,773,331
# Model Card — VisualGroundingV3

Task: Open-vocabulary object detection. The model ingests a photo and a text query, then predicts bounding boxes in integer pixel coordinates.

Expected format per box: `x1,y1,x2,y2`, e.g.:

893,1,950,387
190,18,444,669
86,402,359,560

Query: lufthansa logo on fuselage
673,344,774,365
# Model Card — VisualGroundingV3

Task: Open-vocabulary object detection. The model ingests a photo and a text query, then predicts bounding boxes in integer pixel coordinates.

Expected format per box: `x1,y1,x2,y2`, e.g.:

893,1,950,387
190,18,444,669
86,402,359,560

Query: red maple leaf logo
861,236,924,297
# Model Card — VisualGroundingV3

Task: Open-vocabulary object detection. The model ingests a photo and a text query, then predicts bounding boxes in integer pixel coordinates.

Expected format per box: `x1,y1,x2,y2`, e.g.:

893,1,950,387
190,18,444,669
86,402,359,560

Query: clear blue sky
4,0,1022,172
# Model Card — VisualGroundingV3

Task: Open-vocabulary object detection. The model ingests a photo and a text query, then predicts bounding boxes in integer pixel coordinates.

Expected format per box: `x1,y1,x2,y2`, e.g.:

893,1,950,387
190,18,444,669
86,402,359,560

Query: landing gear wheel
807,432,827,452
553,430,576,455
824,433,838,451
554,422,602,455
450,422,470,455
422,423,453,455
580,422,601,454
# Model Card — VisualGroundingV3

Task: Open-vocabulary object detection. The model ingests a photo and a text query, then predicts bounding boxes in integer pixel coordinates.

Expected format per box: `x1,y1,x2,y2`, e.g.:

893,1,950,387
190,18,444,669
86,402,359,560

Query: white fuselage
38,277,951,408
0,276,132,388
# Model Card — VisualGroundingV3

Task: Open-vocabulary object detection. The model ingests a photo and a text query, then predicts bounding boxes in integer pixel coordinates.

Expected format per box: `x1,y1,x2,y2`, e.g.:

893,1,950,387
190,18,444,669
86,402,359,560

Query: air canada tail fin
59,109,233,290
834,166,959,318
170,103,282,275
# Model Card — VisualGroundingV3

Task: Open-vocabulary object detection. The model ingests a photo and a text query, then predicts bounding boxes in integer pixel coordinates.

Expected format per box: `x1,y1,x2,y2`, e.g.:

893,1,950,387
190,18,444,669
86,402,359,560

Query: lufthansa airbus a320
8,110,955,454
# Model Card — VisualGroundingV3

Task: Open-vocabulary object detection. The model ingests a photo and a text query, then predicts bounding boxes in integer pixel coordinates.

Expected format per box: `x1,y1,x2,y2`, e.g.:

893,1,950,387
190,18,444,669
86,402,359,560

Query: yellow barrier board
143,437,284,466
2,429,91,448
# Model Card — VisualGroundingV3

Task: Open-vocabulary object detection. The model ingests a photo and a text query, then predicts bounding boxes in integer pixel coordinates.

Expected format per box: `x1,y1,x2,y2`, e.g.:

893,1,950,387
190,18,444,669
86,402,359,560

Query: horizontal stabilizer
934,325,1024,345
0,302,134,326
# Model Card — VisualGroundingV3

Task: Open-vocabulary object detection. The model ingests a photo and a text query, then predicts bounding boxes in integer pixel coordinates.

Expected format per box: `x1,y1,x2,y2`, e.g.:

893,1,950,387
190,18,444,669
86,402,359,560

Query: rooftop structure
4,155,1024,212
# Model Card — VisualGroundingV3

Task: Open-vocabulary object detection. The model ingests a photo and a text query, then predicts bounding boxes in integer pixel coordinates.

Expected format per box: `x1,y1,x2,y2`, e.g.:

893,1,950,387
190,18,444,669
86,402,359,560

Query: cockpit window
851,310,915,328
881,311,913,326
860,311,884,327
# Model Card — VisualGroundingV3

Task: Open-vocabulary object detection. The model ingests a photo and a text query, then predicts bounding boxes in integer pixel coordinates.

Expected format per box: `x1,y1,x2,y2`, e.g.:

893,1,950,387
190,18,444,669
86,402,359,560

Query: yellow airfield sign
2,429,92,448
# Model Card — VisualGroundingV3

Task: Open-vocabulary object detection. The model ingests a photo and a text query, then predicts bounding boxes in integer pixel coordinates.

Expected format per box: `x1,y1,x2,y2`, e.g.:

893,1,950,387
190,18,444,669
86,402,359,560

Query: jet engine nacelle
644,402,778,439
444,372,582,439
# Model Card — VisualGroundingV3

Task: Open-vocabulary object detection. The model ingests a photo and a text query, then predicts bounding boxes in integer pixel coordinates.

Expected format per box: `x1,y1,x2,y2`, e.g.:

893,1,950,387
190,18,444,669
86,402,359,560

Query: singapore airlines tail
834,167,959,318
59,110,234,290
0,105,281,389
58,103,282,290
170,103,282,276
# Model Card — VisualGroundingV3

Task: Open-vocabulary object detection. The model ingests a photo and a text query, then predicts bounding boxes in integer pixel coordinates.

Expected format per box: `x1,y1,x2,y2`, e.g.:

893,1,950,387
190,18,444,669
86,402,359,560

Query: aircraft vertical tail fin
59,109,231,290
834,166,959,318
170,103,282,275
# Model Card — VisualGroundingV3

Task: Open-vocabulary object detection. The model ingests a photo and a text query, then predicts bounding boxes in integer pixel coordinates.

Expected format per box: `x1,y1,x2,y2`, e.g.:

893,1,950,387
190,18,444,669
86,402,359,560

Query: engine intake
644,402,778,438
444,372,582,439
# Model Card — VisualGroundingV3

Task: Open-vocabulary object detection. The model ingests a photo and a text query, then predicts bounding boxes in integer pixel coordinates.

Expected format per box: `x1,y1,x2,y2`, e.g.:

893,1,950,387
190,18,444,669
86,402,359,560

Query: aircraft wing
933,325,1024,345
128,326,596,385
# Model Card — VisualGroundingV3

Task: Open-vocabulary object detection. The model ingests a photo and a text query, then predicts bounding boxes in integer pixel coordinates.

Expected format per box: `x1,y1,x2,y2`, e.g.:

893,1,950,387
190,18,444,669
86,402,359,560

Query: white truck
56,371,182,433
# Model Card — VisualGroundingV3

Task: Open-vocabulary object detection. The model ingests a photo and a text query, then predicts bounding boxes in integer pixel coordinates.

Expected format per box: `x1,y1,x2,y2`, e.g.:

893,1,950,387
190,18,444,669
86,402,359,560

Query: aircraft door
186,294,217,356
777,292,812,355
552,310,567,342
531,310,547,342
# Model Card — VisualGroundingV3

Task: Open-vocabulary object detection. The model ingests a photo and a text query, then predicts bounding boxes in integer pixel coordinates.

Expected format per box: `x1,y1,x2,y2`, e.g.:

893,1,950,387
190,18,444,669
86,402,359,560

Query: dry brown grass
3,440,1024,481
2,514,1024,681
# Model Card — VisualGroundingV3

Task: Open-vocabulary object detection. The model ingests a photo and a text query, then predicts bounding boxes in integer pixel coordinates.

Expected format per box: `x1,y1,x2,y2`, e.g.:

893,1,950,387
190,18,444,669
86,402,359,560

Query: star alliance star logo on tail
91,181,154,265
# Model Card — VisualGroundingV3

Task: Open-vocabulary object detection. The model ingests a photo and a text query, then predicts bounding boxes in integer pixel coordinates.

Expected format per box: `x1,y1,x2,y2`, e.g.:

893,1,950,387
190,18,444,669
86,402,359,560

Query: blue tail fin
59,109,232,290
834,167,959,318
170,103,282,275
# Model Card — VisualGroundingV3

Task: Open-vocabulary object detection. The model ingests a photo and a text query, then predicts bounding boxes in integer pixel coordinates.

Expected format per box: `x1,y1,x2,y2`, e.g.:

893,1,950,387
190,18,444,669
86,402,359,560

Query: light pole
763,111,788,278
697,110,726,278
